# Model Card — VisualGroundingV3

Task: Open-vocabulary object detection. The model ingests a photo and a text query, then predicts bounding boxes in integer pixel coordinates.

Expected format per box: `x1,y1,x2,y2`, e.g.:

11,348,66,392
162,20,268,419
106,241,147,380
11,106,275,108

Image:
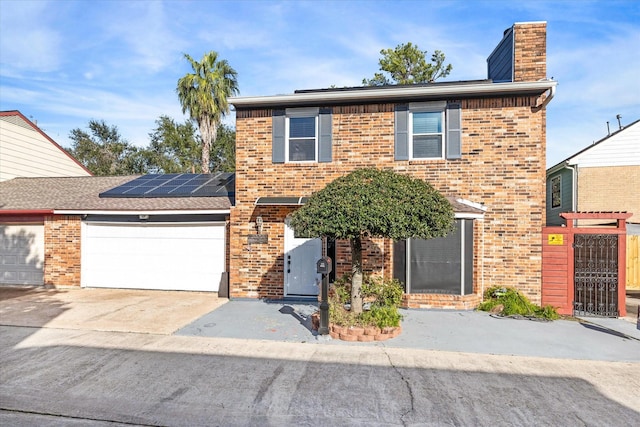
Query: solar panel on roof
99,173,235,198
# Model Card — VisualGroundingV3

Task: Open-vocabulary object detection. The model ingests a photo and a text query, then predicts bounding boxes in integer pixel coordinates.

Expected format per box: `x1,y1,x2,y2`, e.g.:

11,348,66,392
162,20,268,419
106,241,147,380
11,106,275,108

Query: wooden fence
628,235,640,290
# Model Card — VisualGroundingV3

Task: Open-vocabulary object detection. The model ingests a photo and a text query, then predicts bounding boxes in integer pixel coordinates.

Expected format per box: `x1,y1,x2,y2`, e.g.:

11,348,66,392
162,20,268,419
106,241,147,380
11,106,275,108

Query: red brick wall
44,215,81,287
513,22,547,82
230,23,548,306
231,94,547,305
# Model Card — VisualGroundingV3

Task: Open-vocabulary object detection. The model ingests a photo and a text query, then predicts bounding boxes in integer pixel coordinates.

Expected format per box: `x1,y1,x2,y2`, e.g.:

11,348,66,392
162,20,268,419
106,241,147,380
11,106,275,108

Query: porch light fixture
139,214,149,220
256,216,263,234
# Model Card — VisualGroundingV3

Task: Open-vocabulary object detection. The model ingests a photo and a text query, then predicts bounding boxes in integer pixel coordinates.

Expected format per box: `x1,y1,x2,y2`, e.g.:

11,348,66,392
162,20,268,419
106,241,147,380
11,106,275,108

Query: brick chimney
488,22,547,83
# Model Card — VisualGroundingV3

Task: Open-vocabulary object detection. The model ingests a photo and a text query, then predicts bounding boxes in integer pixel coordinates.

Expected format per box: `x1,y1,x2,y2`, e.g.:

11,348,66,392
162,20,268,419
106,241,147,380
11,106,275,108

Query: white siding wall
0,116,90,181
569,121,640,168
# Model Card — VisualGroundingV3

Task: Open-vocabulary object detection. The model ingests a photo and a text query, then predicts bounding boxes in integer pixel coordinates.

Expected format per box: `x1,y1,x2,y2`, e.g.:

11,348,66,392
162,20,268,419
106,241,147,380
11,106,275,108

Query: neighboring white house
546,119,640,228
0,110,91,181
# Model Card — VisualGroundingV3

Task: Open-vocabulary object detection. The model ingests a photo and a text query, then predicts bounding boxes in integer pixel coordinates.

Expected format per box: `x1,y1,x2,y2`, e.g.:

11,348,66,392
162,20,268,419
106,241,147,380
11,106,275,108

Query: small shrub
360,304,403,328
478,286,559,320
329,274,404,328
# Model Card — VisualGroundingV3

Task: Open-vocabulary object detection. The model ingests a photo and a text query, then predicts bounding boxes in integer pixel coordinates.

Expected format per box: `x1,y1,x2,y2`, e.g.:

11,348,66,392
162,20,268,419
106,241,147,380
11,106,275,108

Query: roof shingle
0,176,233,212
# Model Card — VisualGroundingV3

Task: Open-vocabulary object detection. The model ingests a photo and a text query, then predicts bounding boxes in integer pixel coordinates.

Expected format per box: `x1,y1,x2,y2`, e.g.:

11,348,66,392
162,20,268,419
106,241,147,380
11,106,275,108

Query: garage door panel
0,224,45,285
82,222,225,292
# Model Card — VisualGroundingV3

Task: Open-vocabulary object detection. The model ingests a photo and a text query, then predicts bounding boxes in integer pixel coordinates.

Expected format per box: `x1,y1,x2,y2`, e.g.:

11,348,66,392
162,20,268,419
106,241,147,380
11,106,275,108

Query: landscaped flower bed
312,274,404,341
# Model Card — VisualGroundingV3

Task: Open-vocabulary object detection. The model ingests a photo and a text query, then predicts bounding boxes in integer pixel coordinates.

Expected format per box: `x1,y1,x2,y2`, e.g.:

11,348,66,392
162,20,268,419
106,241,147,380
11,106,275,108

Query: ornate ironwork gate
573,234,619,317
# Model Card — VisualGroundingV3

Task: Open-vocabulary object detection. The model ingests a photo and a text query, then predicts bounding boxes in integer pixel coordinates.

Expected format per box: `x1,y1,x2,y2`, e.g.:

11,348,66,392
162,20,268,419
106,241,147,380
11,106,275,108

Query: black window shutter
446,103,462,159
318,108,332,163
272,109,285,163
394,104,409,161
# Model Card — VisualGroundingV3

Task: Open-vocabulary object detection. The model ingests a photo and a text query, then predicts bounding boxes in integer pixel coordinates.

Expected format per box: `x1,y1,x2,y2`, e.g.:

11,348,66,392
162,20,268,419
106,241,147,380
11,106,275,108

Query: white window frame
285,107,319,163
409,101,446,160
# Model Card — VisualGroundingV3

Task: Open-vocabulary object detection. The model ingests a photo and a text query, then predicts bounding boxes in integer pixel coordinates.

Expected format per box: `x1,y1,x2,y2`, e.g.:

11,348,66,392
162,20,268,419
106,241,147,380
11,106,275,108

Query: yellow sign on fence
548,234,564,245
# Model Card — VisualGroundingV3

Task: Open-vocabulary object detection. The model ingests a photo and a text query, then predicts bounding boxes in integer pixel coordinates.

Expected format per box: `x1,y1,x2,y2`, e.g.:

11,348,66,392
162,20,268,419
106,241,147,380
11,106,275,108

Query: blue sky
1,0,638,167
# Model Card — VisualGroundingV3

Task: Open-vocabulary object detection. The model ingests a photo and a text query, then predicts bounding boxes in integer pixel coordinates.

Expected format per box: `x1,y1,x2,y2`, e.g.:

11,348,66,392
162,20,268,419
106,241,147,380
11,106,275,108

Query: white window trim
285,107,319,163
409,101,446,160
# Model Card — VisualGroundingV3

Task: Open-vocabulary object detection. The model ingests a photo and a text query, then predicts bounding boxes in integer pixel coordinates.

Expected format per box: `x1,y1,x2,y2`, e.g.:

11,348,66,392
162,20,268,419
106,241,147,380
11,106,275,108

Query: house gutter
54,209,231,216
535,84,556,109
230,81,558,108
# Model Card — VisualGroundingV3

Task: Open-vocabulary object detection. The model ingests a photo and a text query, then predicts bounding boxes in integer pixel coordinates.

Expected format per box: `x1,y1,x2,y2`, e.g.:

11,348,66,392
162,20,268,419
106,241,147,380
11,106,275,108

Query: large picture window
393,219,473,295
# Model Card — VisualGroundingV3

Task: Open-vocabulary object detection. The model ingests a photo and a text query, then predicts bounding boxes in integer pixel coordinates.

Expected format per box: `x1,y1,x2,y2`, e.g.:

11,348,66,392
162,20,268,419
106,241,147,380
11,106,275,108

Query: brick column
44,215,82,287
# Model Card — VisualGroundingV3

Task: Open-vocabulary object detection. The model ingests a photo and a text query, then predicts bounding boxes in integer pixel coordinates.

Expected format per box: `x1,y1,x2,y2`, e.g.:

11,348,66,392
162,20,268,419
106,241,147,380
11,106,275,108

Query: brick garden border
311,312,402,341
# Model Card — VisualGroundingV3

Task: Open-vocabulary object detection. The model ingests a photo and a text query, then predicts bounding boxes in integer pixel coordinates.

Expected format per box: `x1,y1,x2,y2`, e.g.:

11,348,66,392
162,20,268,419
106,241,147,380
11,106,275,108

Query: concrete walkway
177,299,640,362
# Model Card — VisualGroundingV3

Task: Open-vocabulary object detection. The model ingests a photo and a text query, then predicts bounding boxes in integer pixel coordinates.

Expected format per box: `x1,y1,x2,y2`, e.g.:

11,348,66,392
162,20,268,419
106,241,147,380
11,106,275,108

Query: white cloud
98,2,187,74
0,1,63,75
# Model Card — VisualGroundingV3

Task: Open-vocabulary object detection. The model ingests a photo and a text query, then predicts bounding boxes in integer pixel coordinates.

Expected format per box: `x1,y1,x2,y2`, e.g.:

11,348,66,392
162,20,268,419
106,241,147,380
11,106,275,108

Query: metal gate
573,234,619,317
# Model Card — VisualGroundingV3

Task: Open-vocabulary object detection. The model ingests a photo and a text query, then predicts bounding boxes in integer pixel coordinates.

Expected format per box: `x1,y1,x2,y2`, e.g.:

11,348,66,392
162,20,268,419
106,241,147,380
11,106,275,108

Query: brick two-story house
228,22,556,309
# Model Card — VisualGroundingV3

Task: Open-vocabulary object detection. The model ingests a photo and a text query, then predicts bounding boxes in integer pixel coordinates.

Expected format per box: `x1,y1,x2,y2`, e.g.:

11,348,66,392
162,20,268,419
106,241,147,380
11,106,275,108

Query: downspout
536,84,556,110
561,162,577,226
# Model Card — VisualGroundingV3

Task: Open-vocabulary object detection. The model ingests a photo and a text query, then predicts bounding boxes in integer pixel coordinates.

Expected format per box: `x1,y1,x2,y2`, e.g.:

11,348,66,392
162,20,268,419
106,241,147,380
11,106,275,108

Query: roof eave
230,81,557,108
54,209,231,216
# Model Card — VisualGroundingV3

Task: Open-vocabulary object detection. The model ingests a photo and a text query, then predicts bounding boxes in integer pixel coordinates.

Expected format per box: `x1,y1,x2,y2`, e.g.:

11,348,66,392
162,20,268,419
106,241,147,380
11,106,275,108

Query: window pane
290,117,316,138
551,176,561,208
289,139,315,161
413,135,442,158
409,221,462,294
393,240,407,290
413,112,441,134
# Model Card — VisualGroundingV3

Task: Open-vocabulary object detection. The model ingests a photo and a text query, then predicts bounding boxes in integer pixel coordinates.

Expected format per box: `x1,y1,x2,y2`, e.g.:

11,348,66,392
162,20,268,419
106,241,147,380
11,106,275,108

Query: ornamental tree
288,168,454,313
362,42,453,86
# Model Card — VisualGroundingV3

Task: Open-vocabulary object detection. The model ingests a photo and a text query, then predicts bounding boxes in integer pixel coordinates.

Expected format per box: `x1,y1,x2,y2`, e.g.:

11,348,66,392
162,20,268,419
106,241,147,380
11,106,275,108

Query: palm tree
177,51,239,173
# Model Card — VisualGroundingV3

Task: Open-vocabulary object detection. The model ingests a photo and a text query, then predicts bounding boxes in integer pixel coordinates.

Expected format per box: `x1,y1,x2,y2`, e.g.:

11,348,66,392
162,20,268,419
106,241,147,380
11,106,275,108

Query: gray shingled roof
446,197,486,216
0,176,232,212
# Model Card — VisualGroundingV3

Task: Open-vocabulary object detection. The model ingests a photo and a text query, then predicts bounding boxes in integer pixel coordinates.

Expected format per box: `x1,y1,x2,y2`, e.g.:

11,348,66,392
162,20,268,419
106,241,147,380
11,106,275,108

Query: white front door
284,220,321,297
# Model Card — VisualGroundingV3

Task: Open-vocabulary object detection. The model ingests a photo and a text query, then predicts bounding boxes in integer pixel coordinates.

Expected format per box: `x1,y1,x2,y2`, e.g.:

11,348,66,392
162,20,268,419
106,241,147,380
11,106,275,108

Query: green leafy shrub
329,274,404,328
478,286,559,320
360,305,403,328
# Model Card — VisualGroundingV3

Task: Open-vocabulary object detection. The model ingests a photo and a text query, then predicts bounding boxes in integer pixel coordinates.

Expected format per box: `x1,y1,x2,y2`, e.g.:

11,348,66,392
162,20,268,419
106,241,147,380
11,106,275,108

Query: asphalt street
1,288,639,426
1,326,639,426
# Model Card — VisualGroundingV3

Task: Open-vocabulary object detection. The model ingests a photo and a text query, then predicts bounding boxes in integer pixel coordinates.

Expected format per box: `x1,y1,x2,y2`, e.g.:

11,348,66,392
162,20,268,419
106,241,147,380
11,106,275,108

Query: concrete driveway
0,287,227,334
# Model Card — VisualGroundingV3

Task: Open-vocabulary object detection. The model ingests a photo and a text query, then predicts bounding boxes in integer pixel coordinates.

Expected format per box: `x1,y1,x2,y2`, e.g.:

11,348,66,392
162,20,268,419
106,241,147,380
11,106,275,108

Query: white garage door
0,224,45,285
82,222,225,292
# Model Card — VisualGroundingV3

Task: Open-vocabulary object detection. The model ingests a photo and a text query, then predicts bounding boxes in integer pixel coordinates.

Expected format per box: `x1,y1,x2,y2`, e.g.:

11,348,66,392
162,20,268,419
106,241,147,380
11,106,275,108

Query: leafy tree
210,123,236,172
289,168,454,313
177,51,239,173
142,116,201,174
67,120,145,175
362,42,452,86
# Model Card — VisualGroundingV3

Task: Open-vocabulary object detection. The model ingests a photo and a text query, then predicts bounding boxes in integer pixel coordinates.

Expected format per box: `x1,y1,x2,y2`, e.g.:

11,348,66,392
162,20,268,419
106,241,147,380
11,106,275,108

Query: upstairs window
395,101,461,161
411,110,444,159
288,115,317,162
272,107,332,163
